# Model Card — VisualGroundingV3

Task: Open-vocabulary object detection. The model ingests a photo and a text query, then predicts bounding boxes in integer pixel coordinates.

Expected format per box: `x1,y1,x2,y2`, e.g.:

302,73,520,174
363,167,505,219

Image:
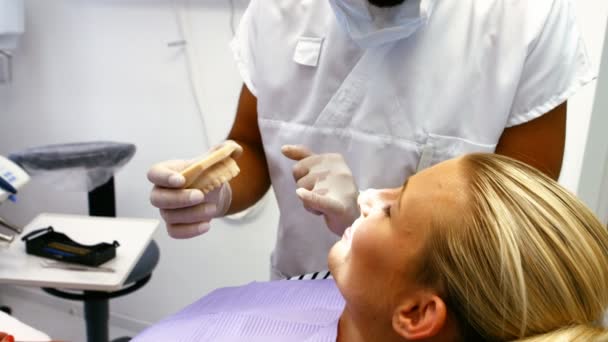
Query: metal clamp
0,50,13,83
0,231,14,243
0,216,20,242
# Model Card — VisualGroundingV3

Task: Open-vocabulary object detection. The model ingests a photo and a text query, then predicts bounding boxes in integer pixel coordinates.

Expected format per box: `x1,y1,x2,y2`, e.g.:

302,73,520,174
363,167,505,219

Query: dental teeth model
180,141,241,194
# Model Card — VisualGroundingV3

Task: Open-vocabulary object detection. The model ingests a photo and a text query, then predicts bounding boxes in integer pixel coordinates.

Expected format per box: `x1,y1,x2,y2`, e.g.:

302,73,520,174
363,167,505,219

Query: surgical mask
328,0,435,48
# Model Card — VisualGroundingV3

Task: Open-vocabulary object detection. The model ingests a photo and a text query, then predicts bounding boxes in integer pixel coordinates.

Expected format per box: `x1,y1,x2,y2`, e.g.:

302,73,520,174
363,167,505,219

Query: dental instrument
39,260,115,273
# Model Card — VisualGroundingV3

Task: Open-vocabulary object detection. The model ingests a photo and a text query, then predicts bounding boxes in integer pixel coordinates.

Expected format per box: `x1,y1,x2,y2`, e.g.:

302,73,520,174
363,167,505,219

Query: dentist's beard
367,0,406,7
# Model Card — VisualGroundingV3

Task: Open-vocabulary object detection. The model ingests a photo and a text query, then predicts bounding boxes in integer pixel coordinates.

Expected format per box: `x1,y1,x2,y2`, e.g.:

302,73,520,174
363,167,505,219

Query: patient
133,153,608,341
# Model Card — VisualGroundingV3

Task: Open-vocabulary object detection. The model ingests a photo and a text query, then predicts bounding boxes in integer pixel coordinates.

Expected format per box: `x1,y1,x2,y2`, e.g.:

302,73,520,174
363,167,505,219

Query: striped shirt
288,270,333,281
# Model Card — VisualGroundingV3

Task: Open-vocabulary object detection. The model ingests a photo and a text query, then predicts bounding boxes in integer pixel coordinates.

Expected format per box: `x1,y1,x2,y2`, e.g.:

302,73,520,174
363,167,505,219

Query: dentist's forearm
496,101,566,181
225,84,271,214
226,141,271,214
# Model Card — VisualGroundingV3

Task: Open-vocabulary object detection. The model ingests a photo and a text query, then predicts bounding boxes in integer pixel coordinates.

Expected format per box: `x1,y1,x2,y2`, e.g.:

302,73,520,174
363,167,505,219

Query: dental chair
9,141,160,342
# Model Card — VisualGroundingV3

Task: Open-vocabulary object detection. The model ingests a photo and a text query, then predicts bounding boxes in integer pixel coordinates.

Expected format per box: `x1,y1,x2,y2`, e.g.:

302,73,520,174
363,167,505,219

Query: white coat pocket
293,37,324,67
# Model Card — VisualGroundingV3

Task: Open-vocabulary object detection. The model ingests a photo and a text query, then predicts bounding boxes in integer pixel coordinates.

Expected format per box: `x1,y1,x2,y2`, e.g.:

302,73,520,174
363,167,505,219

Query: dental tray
21,226,119,266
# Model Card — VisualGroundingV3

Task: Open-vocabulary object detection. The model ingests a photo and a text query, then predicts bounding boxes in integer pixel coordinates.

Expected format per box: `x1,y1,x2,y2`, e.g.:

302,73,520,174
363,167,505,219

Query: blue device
0,173,17,194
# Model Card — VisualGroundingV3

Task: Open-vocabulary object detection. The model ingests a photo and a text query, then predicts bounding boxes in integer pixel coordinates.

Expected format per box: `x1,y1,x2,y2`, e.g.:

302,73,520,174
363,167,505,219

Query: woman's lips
342,217,362,242
343,227,353,242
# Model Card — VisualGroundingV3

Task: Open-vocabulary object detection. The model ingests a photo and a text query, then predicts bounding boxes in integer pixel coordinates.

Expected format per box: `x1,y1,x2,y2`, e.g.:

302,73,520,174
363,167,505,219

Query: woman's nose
360,202,370,217
358,190,373,217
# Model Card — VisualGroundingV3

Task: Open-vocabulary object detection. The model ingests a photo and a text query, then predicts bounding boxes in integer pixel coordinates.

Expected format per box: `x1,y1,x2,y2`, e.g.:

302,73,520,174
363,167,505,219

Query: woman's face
328,157,467,319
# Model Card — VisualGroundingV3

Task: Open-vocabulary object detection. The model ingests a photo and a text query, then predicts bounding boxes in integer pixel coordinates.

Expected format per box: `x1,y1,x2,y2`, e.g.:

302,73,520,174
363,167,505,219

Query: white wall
0,0,606,338
0,0,279,334
579,21,608,224
559,1,608,192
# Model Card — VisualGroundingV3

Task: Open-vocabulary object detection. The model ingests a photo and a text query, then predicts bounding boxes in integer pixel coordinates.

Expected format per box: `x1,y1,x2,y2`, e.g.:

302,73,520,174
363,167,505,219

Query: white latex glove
282,145,359,236
147,141,242,239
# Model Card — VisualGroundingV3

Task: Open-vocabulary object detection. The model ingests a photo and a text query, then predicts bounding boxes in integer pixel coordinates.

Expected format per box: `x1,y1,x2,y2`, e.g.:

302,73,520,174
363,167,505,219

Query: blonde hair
420,153,608,341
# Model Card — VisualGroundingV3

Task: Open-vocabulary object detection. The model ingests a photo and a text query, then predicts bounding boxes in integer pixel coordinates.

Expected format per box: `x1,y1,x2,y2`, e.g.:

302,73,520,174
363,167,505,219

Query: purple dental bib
132,279,344,341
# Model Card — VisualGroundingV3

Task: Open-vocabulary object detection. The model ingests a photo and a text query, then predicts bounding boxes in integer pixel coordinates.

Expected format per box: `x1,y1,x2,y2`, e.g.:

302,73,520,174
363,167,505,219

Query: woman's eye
383,205,391,217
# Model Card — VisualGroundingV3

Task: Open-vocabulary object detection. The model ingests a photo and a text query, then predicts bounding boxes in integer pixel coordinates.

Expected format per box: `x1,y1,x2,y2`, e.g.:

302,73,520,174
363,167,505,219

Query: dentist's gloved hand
147,141,241,239
282,145,359,236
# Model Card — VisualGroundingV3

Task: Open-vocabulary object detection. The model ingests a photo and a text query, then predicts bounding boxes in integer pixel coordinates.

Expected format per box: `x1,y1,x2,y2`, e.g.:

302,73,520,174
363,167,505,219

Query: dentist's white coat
231,0,594,279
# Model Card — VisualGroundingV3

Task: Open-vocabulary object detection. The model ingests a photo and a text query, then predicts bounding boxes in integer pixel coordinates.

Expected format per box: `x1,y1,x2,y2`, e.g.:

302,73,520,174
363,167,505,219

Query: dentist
148,0,594,279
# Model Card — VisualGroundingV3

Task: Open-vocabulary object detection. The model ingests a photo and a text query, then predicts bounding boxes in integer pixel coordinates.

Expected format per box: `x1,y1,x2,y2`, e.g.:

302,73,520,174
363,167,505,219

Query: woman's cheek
351,221,381,260
352,221,399,274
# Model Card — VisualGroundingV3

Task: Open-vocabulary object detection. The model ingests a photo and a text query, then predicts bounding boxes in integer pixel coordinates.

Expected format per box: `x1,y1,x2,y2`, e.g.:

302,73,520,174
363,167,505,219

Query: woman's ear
392,293,447,340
